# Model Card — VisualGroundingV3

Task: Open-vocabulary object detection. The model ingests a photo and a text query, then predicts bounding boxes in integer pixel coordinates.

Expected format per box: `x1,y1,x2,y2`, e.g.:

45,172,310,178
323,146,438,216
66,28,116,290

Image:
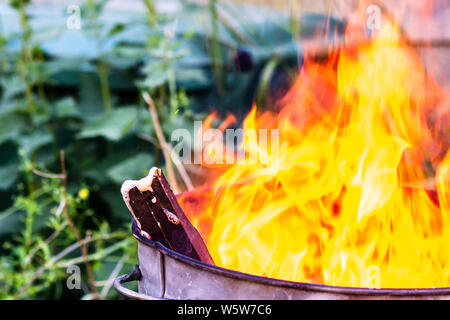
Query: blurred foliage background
0,0,344,299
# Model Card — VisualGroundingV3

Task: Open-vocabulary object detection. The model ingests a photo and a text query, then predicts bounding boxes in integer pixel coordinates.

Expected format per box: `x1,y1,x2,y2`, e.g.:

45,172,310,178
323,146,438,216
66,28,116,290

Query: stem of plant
144,0,157,27
59,150,99,299
22,154,36,251
13,232,126,299
17,2,35,113
98,57,112,112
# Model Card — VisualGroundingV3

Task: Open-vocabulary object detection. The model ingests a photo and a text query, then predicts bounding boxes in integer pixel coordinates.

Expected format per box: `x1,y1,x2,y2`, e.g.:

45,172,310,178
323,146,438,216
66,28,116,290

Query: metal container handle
114,265,166,300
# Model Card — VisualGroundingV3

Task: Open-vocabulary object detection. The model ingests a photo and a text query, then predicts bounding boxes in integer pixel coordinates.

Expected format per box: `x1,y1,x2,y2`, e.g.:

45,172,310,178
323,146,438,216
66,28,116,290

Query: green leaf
16,131,53,156
78,72,105,118
256,57,280,107
138,62,170,89
0,163,19,190
114,44,147,60
43,58,84,78
78,108,137,141
138,71,168,89
0,113,26,145
31,23,64,45
1,76,26,101
83,152,131,185
107,153,152,184
54,97,80,118
106,23,126,38
98,187,130,219
0,207,24,237
174,68,212,91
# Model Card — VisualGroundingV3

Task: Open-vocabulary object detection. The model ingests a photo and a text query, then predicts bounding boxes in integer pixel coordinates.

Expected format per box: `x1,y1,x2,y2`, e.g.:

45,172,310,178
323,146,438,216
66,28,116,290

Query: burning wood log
121,167,214,265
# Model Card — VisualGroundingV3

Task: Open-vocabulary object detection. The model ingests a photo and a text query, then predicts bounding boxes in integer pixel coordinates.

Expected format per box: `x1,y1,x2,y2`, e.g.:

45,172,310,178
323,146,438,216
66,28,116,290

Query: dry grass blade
142,92,181,194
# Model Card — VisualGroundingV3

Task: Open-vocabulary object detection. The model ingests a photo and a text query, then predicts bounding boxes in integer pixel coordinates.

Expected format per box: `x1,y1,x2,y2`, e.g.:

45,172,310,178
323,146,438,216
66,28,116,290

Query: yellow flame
181,22,450,288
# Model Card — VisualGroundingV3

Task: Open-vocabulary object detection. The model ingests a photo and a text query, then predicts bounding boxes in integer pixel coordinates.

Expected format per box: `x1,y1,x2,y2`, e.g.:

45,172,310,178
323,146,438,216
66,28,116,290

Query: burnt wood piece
127,187,170,248
152,170,214,265
122,168,214,265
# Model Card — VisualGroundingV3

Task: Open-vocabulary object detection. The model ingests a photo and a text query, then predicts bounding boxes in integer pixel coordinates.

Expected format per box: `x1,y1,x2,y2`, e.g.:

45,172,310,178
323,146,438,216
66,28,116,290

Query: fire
198,112,237,167
179,20,450,288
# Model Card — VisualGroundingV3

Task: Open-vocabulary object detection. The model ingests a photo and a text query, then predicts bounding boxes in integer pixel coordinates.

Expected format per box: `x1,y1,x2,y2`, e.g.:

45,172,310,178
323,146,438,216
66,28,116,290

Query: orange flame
180,20,450,288
198,112,237,167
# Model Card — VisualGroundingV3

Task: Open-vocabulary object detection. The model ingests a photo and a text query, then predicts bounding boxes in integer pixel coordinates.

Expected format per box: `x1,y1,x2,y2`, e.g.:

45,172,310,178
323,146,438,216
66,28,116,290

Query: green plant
0,150,135,299
0,0,305,299
0,0,207,299
0,0,148,299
